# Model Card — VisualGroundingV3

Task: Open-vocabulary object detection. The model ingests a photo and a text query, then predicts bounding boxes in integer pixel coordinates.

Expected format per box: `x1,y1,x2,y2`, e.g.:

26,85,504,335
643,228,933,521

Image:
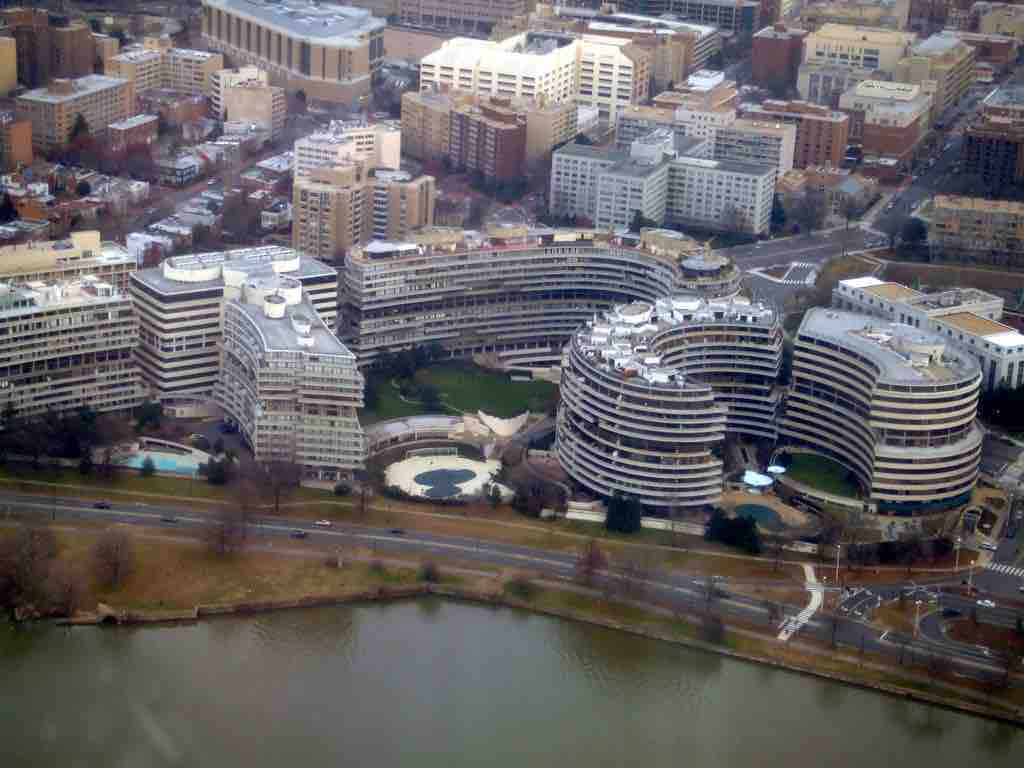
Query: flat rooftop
555,143,629,163
235,294,352,357
983,85,1024,110
800,308,979,383
934,194,1024,215
202,0,384,45
861,282,922,302
938,311,1014,337
109,114,158,130
18,75,129,103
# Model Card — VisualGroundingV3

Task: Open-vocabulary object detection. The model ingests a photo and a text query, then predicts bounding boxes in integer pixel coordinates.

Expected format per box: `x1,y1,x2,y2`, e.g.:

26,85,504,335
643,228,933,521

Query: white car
313,519,333,528
980,542,998,552
976,599,996,608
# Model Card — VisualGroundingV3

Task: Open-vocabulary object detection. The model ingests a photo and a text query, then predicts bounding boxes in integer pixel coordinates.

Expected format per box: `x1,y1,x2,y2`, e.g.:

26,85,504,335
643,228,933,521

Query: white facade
294,120,401,178
713,119,796,176
838,80,933,129
575,35,645,125
550,144,627,220
666,156,776,235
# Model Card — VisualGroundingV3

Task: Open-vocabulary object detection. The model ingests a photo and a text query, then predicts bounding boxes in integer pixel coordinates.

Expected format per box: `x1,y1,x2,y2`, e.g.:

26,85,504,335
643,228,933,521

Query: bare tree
260,458,303,515
701,574,717,615
792,190,827,235
47,561,82,617
204,508,246,556
574,539,607,588
617,550,653,600
93,529,134,590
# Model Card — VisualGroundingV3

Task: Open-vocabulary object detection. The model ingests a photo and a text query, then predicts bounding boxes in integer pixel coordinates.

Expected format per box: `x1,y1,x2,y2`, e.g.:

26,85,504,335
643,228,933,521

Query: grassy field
360,381,427,425
780,453,862,499
415,362,557,418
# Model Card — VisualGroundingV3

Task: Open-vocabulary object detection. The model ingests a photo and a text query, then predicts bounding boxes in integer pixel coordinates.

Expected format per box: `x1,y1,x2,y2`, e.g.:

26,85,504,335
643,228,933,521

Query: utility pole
914,599,923,639
834,542,841,585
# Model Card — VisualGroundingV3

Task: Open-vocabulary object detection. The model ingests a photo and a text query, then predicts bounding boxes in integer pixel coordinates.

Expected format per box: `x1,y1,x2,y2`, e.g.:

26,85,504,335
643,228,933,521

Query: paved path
778,563,823,641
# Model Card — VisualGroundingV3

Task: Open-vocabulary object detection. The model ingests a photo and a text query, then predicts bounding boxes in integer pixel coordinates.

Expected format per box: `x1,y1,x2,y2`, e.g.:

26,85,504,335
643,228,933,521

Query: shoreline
55,581,1024,728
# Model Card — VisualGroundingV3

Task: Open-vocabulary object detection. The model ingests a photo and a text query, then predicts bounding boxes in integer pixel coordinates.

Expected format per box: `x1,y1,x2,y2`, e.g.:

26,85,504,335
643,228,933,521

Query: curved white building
780,308,983,515
556,295,781,511
341,226,741,368
214,276,364,481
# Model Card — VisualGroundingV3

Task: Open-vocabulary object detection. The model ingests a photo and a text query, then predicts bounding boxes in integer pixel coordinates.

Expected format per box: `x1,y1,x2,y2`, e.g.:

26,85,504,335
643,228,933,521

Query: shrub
369,559,386,576
140,456,156,478
333,482,352,497
505,574,535,599
418,560,440,583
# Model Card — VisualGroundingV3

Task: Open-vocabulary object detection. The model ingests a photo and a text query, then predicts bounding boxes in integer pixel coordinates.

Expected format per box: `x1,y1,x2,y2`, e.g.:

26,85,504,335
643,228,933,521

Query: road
4,489,1020,684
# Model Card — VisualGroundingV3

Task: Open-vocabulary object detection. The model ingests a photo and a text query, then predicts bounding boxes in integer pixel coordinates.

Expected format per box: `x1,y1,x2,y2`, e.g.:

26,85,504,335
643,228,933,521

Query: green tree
417,383,441,411
70,114,90,141
629,209,657,233
0,194,17,223
75,180,91,197
900,217,928,248
140,456,156,478
606,492,642,534
771,194,787,232
135,401,163,433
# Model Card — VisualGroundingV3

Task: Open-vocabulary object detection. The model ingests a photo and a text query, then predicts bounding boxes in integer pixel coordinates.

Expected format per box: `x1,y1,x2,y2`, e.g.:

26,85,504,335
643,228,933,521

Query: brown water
0,598,1020,767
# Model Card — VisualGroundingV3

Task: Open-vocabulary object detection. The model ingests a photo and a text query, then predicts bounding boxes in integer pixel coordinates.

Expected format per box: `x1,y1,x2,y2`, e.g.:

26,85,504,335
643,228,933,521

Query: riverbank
20,526,1020,727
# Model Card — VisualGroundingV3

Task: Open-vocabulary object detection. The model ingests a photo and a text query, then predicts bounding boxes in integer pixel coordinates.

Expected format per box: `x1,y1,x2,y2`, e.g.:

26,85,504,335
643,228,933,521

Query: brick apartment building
0,9,95,88
839,81,932,165
740,99,849,168
448,100,526,184
751,24,808,94
108,114,159,157
963,87,1024,192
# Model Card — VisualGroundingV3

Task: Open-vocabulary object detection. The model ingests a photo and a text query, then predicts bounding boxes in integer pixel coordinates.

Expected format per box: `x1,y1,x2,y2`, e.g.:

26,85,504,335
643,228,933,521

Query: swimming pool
736,504,784,532
120,452,200,476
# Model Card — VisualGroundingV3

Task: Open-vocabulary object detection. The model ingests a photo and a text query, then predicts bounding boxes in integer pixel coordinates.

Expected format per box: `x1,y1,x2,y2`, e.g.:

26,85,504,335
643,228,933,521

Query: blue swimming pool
120,452,199,476
413,468,478,499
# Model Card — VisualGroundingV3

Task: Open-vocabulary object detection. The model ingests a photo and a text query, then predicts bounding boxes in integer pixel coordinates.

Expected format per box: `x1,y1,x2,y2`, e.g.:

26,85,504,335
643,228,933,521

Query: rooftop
110,49,162,63
233,292,352,357
201,0,385,45
939,311,1014,337
810,23,917,44
109,114,159,131
800,308,979,383
0,277,122,315
132,245,335,295
18,75,129,104
422,34,575,77
754,24,808,39
912,31,969,57
672,155,776,175
847,80,923,101
983,86,1024,110
861,282,922,302
934,194,1024,215
555,143,629,162
574,295,774,386
0,231,133,273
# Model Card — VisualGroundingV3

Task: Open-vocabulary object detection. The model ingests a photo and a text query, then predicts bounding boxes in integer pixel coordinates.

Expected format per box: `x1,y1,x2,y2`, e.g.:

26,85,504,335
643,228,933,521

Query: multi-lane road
4,489,1020,684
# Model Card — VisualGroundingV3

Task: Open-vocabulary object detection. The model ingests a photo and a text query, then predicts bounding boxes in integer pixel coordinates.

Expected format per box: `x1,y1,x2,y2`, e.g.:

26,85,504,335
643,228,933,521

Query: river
1,599,1020,766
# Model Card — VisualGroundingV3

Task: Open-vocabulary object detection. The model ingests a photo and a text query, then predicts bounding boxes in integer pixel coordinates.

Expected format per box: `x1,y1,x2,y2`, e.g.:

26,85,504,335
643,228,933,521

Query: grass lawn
780,453,862,499
360,380,427,425
414,362,556,418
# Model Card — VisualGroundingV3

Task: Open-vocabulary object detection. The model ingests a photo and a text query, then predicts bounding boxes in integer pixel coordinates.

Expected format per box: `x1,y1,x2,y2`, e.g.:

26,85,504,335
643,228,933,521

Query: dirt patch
947,619,1024,655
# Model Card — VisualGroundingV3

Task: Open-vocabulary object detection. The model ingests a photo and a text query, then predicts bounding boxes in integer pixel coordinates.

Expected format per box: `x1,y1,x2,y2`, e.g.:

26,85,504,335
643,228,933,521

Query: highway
4,490,1020,684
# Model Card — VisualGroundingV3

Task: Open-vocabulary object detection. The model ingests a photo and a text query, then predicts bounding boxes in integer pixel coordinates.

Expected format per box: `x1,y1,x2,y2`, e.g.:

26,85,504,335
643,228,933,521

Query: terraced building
555,295,782,510
780,308,983,515
340,226,742,368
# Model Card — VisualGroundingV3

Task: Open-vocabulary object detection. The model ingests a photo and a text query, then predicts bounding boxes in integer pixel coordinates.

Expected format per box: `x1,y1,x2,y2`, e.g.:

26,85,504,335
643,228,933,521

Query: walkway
777,563,823,642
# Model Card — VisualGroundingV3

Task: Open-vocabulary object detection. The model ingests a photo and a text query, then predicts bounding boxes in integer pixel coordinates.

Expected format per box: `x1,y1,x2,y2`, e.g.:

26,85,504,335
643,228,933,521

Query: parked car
93,501,111,509
980,542,998,551
313,520,332,528
942,608,961,618
388,528,405,536
976,599,997,608
290,530,308,539
160,515,178,524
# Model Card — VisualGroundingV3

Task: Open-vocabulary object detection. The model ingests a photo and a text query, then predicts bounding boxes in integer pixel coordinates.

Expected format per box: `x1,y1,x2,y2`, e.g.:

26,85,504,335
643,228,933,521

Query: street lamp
914,599,923,639
954,536,962,574
835,542,842,585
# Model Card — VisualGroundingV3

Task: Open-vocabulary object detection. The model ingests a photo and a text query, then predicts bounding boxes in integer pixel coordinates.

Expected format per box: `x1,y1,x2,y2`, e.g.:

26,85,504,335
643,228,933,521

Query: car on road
290,530,308,539
980,542,998,551
388,528,405,535
93,501,111,509
942,608,961,618
976,599,996,608
160,515,177,524
1019,585,1024,593
313,519,332,528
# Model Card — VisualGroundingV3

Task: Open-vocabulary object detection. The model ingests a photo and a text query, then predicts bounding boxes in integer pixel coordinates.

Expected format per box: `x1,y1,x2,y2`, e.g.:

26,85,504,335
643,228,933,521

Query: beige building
294,120,401,178
894,32,975,121
15,75,134,154
223,81,286,141
0,37,15,97
211,65,268,118
200,0,386,108
401,89,461,162
293,165,435,261
398,0,535,34
107,37,223,97
0,231,135,291
93,33,121,69
799,0,910,31
929,195,1024,268
979,4,1024,41
106,49,164,95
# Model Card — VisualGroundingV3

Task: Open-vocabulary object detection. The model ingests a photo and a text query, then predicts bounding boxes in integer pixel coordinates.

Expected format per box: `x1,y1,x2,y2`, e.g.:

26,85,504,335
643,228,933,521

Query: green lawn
780,453,862,499
360,381,428,425
414,362,557,418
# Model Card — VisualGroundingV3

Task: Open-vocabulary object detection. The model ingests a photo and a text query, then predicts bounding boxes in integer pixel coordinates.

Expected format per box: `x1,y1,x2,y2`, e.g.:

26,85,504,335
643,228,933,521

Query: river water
1,599,1021,767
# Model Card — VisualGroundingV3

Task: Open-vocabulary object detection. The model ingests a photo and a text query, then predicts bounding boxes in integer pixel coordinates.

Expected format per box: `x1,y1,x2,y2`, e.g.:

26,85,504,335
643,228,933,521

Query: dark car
942,608,961,619
290,530,308,539
388,528,405,536
160,515,178,524
93,501,111,509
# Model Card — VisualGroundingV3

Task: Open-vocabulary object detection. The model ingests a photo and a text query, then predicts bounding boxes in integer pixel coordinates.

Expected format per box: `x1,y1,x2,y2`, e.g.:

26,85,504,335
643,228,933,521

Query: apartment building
0,277,143,419
713,119,796,176
978,3,1024,40
200,0,385,107
419,32,650,124
0,36,14,97
128,246,338,397
0,112,33,172
557,295,781,511
798,24,918,106
615,104,677,147
0,9,95,88
928,195,1024,269
780,308,982,515
953,32,1019,79
398,0,533,33
799,0,910,31
215,284,364,481
106,49,164,96
15,75,135,154
292,165,435,261
340,226,732,367
834,276,1024,392
210,66,268,118
108,114,159,157
448,99,526,183
838,80,932,163
962,86,1024,192
552,131,772,233
106,38,223,98
513,6,722,90
294,120,401,178
740,99,849,168
651,70,738,138
222,80,286,141
615,0,762,39
0,231,134,291
894,32,975,121
751,24,809,93
93,33,120,70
